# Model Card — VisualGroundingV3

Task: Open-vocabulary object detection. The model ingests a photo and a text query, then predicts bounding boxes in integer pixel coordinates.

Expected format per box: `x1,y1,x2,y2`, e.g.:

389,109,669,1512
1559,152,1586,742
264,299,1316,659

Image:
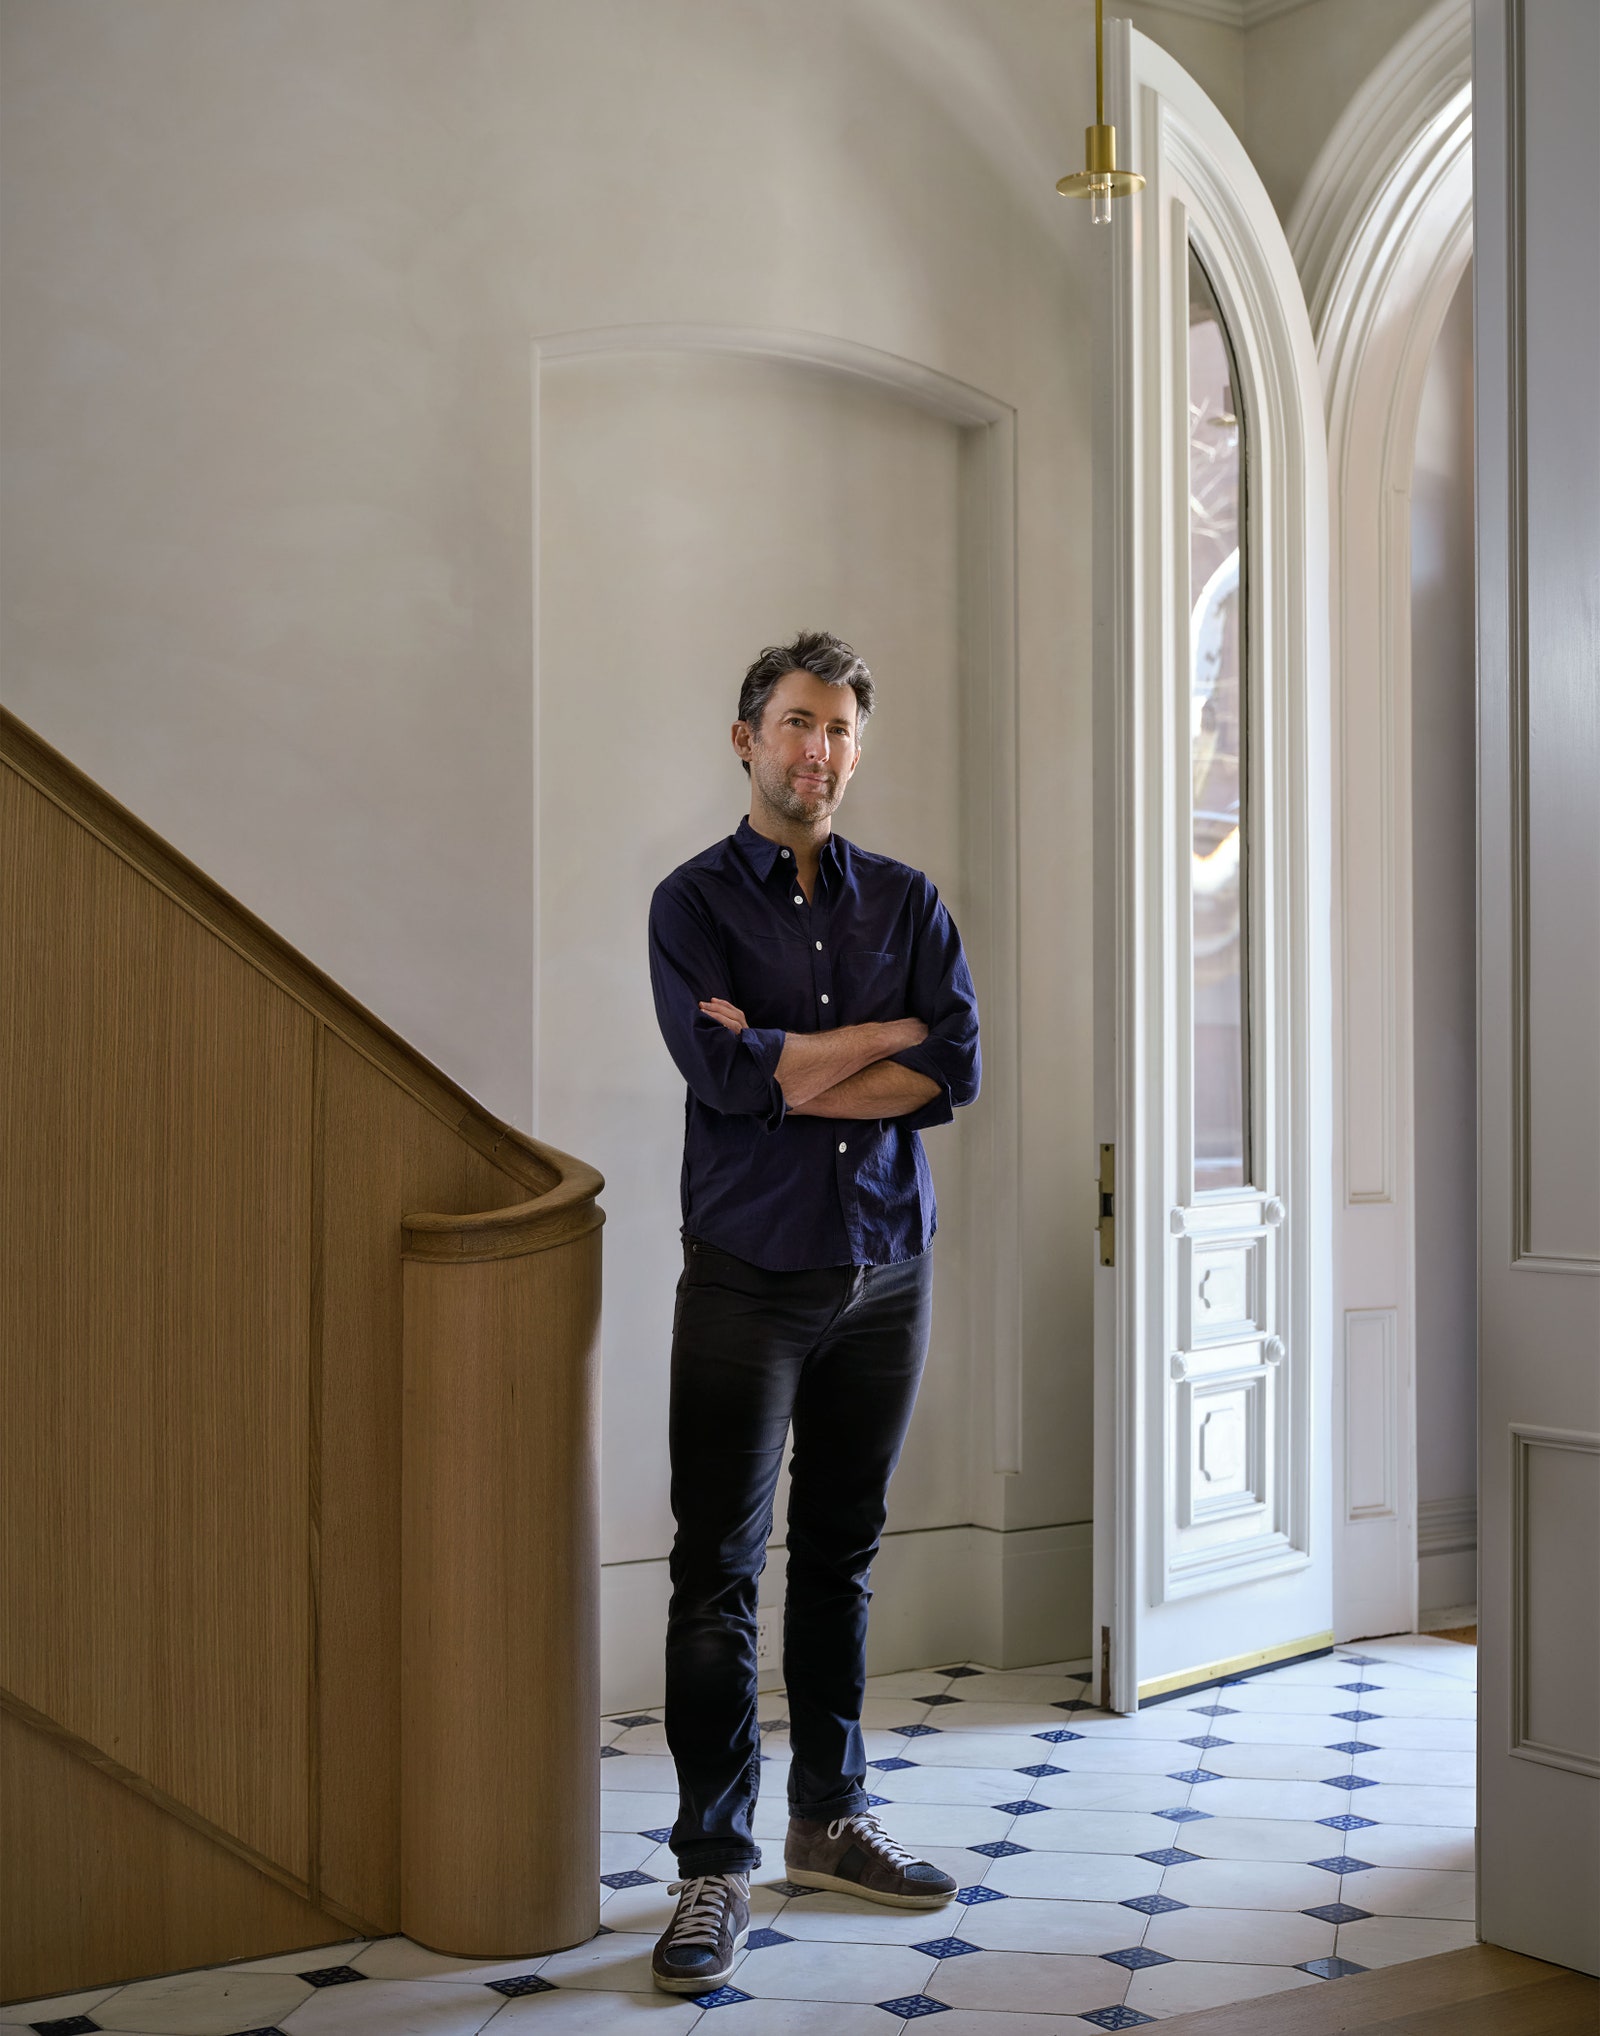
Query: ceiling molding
1128,0,1320,28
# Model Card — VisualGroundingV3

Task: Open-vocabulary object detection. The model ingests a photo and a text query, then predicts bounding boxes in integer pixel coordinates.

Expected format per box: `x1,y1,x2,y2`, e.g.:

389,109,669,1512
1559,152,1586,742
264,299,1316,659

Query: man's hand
698,998,749,1033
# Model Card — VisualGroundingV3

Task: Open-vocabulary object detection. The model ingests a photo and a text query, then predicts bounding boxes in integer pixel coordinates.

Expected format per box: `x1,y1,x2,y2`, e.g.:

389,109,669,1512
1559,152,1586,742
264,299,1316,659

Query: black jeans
663,1236,935,1876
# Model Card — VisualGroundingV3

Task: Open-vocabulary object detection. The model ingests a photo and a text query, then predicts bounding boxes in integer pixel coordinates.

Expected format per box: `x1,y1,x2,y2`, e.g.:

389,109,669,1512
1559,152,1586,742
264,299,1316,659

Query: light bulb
1091,181,1113,227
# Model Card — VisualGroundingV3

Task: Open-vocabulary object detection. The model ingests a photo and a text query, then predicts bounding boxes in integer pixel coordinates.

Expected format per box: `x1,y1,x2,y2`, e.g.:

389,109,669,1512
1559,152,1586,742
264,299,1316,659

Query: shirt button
838,1141,848,1154
815,940,823,950
780,848,790,858
794,894,804,905
820,993,830,1005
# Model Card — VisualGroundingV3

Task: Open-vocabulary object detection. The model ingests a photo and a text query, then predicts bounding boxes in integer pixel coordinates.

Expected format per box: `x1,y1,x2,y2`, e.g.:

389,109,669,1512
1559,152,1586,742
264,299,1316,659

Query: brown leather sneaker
651,1872,751,1993
785,1809,957,1908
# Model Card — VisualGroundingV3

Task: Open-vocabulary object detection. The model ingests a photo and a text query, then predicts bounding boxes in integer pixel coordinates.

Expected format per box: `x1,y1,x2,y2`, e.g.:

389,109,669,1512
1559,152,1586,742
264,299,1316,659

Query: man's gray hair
736,631,875,775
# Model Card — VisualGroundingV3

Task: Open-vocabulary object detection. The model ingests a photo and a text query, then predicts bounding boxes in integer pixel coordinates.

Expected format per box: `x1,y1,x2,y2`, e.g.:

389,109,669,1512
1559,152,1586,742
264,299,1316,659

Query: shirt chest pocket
837,947,904,1021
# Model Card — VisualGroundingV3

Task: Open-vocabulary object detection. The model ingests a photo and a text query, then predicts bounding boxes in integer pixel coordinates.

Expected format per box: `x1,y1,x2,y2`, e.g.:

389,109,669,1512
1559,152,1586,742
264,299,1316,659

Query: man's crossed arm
697,999,940,1119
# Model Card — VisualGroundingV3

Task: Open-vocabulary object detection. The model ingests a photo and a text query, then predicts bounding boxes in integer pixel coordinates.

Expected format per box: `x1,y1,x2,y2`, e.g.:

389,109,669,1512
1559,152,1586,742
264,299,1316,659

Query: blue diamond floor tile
298,1967,366,1987
487,1975,557,1997
1323,1773,1382,1790
1120,1892,1188,1915
1190,1704,1239,1716
1333,1710,1382,1723
943,1665,983,1678
1326,1741,1380,1755
600,1870,657,1889
910,1938,981,1959
767,1880,819,1898
969,1839,1031,1857
1080,2008,1159,2030
1138,1846,1201,1866
1166,1769,1222,1784
1309,1855,1376,1873
32,2022,104,2036
1304,1902,1373,1924
1153,1807,1211,1823
1299,1957,1370,1978
870,1757,920,1771
1339,1653,1383,1665
640,1826,674,1841
865,1793,891,1807
921,1693,963,1706
599,1743,627,1757
1101,1945,1173,1970
1034,1728,1085,1743
746,1928,794,1949
1015,1762,1069,1777
893,1724,942,1738
1052,1698,1095,1712
1180,1735,1231,1749
992,1798,1049,1815
227,2029,290,2036
878,1995,951,2018
694,1986,754,2008
613,1713,660,1727
1336,1683,1382,1694
1319,1813,1380,1831
954,1884,1008,1905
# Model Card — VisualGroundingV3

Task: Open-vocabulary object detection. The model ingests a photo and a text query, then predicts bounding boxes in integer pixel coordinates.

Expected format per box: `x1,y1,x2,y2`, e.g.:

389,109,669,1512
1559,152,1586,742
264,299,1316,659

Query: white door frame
1093,24,1331,1713
1287,0,1473,1643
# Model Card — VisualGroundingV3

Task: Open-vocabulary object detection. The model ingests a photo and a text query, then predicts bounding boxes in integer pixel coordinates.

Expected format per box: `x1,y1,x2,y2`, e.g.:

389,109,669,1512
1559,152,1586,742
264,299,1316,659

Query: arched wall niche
1287,0,1473,1642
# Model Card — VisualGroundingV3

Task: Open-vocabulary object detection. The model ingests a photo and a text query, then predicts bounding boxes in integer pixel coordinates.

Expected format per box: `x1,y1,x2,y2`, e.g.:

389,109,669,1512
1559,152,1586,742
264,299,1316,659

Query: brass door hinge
1098,1143,1115,1266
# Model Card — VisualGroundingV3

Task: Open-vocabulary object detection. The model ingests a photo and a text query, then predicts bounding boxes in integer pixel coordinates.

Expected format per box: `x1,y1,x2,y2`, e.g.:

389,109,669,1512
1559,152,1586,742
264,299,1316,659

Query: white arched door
1092,24,1332,1711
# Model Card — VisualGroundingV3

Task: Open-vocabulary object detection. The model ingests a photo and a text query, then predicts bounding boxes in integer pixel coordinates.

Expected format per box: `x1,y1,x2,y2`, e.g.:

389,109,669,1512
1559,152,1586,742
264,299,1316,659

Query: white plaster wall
1410,266,1477,1607
1,0,1107,1697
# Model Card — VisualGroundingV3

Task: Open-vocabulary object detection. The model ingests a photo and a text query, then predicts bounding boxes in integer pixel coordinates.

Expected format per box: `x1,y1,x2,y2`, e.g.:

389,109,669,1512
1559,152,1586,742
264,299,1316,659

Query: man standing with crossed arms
646,630,981,1994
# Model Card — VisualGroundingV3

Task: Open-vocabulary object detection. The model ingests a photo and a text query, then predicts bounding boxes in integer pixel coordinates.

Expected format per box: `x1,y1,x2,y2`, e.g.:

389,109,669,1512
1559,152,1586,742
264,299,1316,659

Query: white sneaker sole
783,1866,955,1909
651,1922,750,1994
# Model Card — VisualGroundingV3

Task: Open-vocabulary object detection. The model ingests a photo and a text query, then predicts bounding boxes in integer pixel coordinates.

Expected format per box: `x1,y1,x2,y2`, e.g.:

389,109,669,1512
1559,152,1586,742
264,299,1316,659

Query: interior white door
1092,24,1332,1711
1474,0,1600,1974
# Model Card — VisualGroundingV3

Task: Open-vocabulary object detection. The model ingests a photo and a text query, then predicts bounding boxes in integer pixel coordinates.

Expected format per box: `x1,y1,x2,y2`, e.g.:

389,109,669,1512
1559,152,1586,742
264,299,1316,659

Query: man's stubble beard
750,744,842,826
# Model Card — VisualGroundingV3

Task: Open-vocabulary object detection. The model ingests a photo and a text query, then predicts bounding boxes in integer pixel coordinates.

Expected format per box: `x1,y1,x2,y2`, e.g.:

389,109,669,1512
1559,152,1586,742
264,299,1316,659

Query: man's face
735,669,861,824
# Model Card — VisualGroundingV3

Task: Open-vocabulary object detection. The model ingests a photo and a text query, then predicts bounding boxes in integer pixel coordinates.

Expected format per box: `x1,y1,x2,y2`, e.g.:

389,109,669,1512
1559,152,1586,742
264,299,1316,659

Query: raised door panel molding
1510,1426,1600,1779
1343,1308,1400,1523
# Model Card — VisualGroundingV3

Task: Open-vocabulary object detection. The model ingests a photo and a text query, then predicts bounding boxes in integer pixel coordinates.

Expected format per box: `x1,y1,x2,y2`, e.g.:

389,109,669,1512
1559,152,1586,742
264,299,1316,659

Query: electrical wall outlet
756,1608,782,1679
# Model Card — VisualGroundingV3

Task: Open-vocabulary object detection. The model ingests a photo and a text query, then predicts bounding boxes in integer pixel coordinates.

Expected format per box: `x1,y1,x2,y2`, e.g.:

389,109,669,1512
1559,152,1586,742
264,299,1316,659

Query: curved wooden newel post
400,1155,604,1958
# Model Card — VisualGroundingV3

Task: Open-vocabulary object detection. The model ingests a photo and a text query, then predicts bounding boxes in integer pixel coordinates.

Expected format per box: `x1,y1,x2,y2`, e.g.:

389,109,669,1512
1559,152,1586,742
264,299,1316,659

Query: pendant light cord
1095,0,1104,127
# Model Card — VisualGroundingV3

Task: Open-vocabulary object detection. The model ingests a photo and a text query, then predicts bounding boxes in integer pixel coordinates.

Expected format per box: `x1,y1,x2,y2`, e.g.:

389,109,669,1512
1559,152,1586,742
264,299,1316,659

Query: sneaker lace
824,1809,919,1869
665,1872,748,1950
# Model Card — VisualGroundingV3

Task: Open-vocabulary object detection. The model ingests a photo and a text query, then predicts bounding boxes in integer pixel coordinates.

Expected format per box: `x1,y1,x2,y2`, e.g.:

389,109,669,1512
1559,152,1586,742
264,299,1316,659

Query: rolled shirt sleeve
886,882,981,1132
649,880,788,1129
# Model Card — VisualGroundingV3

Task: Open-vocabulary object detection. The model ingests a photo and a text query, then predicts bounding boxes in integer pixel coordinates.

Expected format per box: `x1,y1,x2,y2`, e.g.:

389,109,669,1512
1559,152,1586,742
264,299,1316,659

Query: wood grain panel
315,1036,474,1928
402,1232,602,1955
0,771,314,1873
0,1708,353,2005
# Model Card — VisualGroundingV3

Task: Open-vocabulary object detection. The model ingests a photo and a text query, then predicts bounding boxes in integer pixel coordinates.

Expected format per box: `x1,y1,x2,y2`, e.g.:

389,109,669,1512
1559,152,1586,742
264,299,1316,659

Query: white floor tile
768,1892,963,1945
860,1695,945,1728
610,1723,673,1755
1351,1716,1476,1750
871,1801,1016,1848
728,1936,936,2002
1177,1816,1345,1863
601,1790,681,1831
489,1990,700,2031
1,1987,124,2027
1348,1823,1475,1871
1143,1905,1334,1966
1176,1711,1360,1747
697,2000,898,2036
1024,1773,1185,1815
1029,1737,1198,1776
922,2012,1109,2035
602,1755,680,1793
867,1763,1036,1806
980,1849,1165,1902
930,1949,1131,2015
1158,1857,1335,1911
901,1732,1077,1769
1186,1777,1353,1822
940,1674,1092,1708
866,1669,959,1699
276,1978,503,2035
1317,1686,1476,1720
1351,1747,1475,1788
920,1703,1065,1734
1004,1808,1185,1855
602,1881,783,1933
603,1831,662,1874
1216,1682,1381,1716
1337,1915,1478,1966
1345,1783,1475,1827
952,1898,1141,1956
1122,1959,1321,2016
97,1968,312,2033
537,1932,667,1993
1350,1867,1476,1921
222,1941,371,1974
1198,1741,1355,1782
352,1938,550,1983
1060,1708,1215,1740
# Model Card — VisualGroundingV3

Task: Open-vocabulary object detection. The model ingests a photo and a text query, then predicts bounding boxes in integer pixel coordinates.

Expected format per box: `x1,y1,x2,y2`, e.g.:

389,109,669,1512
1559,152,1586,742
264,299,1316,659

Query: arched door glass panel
1187,246,1251,1193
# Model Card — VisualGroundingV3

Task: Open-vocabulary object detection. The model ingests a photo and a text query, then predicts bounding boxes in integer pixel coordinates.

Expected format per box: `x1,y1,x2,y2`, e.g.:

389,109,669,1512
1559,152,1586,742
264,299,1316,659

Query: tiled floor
3,1636,1477,2034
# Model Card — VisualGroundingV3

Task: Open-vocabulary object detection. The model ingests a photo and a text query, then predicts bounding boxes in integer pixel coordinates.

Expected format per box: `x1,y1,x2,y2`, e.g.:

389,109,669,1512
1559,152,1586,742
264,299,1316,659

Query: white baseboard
1417,1493,1476,1556
599,1520,1093,1714
1417,1494,1476,1620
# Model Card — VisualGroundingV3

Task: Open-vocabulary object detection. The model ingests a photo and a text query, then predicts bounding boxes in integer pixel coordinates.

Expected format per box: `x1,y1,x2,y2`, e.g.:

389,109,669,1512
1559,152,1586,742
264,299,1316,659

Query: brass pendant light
1056,0,1145,224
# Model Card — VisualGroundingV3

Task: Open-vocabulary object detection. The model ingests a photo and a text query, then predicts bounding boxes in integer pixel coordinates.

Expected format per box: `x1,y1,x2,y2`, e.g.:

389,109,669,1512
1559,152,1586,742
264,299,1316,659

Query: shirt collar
734,816,845,886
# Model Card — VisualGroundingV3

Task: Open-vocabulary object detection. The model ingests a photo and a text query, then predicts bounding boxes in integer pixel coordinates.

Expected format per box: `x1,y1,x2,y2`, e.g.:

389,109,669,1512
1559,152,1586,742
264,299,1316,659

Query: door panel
1094,26,1332,1708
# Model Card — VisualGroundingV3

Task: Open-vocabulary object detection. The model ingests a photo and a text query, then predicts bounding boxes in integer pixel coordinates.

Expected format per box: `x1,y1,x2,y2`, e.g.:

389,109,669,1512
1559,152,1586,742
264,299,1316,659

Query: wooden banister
1,710,605,1999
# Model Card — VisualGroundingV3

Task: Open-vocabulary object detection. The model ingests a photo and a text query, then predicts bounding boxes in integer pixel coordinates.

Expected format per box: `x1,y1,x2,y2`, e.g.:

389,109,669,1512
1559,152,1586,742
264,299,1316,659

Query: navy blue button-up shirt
649,817,980,1271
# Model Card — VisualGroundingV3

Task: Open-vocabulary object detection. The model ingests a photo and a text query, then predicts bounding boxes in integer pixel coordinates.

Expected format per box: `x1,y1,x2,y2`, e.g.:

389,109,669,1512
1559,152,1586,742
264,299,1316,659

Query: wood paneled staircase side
0,712,605,2003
